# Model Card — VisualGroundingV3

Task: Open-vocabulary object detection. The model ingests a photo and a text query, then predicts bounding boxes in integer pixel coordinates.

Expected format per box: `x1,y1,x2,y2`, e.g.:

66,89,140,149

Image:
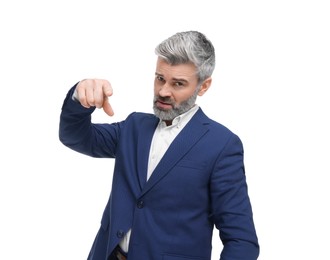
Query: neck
164,120,173,126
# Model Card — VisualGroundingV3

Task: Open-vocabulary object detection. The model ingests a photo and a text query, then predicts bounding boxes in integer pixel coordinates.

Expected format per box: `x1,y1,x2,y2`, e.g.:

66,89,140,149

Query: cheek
153,84,158,95
154,86,160,97
174,90,193,103
154,80,161,94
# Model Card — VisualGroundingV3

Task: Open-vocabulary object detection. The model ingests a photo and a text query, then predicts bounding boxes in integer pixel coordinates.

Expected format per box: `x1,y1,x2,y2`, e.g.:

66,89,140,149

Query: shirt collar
158,105,199,129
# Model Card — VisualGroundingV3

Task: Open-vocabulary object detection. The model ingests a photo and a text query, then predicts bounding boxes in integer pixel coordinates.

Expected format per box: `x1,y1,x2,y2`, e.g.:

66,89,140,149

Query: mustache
154,96,174,105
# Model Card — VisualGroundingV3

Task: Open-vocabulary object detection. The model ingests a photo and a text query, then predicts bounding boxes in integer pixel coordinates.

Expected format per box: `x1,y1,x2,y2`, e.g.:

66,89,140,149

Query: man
59,31,259,260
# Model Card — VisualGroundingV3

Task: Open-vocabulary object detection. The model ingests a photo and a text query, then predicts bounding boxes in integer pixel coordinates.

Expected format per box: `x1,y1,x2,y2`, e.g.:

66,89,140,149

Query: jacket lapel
140,109,210,196
136,115,159,190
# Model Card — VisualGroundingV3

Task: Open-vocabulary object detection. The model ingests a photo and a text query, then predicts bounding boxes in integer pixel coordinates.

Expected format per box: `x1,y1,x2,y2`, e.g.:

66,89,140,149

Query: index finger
103,96,114,116
101,80,114,116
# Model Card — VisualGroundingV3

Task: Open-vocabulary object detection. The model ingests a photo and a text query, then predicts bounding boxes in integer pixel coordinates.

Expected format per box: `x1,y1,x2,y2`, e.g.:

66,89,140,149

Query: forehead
156,58,198,80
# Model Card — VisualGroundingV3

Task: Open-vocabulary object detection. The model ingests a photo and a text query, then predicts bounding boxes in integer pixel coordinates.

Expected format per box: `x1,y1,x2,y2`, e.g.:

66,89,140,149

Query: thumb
102,80,113,97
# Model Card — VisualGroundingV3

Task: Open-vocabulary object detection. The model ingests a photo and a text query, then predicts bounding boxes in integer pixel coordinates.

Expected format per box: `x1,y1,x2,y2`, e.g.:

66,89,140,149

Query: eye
174,81,184,87
156,75,165,82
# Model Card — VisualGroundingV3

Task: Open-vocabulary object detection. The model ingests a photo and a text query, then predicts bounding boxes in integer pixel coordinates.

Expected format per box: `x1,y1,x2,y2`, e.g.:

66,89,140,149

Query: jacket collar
138,108,210,195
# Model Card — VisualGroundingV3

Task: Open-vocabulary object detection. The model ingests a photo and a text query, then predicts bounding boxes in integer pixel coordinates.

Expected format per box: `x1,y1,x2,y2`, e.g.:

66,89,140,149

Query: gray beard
153,88,199,121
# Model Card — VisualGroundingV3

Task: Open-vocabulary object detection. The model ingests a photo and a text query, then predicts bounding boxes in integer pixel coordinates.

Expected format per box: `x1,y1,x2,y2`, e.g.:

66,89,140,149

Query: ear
198,77,212,96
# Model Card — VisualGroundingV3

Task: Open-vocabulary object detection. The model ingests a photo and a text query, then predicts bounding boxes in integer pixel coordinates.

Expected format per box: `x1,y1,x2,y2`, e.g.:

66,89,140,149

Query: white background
1,0,329,259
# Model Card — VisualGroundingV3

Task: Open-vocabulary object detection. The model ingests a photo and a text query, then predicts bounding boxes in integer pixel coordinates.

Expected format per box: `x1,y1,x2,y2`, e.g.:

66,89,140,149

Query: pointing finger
103,96,114,116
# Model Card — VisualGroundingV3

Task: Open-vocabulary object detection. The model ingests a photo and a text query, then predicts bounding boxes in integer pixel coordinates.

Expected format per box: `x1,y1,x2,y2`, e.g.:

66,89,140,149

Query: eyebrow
155,72,189,83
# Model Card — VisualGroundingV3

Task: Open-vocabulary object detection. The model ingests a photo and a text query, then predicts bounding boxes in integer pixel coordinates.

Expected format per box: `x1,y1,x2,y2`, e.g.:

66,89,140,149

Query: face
153,58,211,123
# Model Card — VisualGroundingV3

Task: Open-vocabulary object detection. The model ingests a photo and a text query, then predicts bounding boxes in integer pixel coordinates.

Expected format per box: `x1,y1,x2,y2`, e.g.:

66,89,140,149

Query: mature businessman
59,31,259,260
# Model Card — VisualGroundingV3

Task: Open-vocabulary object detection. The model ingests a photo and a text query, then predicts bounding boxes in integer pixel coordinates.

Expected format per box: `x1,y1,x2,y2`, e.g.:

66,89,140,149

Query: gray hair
155,31,215,84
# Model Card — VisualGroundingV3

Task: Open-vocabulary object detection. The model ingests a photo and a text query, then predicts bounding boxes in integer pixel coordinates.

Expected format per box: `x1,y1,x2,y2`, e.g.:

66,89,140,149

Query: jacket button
117,230,125,238
137,200,144,209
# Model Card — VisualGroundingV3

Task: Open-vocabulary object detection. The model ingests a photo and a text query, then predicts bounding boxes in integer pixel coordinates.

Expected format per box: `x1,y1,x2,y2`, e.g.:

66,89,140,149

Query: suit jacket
59,86,259,260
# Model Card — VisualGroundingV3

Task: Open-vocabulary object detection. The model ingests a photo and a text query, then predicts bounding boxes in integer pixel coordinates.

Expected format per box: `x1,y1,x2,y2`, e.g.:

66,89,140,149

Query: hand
75,79,114,116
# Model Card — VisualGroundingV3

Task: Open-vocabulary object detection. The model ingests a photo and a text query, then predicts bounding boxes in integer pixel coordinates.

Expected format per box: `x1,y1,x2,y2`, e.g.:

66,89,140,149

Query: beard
153,87,199,121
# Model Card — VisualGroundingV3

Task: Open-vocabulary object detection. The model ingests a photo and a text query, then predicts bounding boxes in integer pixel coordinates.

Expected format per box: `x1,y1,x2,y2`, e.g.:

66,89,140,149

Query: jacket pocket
163,254,208,260
176,159,207,170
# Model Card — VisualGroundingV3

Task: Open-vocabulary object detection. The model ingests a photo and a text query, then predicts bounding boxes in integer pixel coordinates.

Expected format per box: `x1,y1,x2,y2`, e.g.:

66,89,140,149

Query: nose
158,83,172,97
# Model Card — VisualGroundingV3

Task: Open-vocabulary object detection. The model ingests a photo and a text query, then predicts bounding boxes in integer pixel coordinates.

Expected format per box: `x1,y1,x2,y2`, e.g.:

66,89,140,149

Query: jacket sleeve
210,134,260,260
58,84,121,158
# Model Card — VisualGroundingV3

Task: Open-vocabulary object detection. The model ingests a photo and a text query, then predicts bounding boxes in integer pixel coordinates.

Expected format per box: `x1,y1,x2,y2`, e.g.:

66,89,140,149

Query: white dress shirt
119,105,200,253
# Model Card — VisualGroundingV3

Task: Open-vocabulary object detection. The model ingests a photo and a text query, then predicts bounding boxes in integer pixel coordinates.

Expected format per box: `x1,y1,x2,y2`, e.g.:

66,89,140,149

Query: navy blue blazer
59,87,259,260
